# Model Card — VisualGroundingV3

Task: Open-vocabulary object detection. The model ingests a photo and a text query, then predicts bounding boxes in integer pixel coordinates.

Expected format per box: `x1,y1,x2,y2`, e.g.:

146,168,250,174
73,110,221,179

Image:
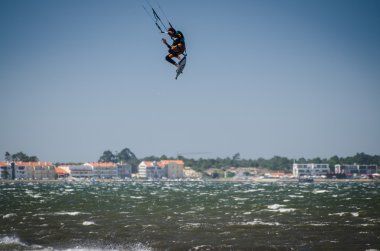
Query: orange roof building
0,162,9,167
138,160,184,179
56,166,71,176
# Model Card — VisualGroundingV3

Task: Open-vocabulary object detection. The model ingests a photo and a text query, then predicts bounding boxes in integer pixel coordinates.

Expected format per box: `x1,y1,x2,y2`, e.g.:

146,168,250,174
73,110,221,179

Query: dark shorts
168,49,182,57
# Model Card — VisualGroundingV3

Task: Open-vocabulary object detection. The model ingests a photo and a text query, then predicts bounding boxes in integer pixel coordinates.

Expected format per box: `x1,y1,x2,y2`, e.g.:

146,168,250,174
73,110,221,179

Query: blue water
1,181,380,250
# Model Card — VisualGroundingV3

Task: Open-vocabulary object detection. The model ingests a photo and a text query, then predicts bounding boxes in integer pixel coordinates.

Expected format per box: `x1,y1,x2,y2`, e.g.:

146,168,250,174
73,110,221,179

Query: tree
159,154,169,160
117,148,137,164
310,157,322,164
28,156,39,162
5,152,11,162
6,152,39,162
328,155,340,171
232,153,240,167
232,153,240,161
12,152,29,162
98,150,116,163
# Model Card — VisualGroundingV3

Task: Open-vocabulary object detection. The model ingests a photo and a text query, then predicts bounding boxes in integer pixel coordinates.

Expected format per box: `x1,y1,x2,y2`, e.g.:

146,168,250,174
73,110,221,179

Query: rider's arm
162,38,171,49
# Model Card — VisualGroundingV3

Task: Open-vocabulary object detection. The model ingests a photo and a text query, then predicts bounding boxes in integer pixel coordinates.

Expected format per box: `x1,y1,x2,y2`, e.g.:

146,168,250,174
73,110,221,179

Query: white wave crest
82,221,96,226
268,204,285,210
55,212,83,216
2,213,16,219
0,236,26,246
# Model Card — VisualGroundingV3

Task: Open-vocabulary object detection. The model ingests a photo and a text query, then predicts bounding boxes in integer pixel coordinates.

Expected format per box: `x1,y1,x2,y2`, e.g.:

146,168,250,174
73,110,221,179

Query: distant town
0,160,379,181
1,150,380,181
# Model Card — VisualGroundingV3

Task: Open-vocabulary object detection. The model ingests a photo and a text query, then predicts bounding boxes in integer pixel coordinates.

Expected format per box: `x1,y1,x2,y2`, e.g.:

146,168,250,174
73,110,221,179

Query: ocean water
0,181,379,251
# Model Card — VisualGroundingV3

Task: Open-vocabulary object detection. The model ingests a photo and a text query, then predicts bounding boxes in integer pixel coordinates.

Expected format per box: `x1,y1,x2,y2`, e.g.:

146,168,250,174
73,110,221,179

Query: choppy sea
1,181,379,251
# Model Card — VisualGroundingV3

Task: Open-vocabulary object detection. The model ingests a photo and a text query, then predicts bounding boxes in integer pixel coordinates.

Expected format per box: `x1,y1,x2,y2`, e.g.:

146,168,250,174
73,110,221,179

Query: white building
69,165,94,178
293,163,330,177
138,160,184,179
117,163,132,179
62,163,131,179
138,161,152,179
138,161,164,179
335,164,377,175
164,162,184,179
0,162,56,180
0,162,11,179
86,163,118,179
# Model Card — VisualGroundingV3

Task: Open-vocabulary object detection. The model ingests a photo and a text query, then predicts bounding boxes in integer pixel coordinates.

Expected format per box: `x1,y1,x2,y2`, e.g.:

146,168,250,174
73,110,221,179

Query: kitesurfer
162,27,186,68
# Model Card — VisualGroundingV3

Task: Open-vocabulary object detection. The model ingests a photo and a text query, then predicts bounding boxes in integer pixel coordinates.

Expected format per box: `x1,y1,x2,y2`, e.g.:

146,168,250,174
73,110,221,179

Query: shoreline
0,178,378,184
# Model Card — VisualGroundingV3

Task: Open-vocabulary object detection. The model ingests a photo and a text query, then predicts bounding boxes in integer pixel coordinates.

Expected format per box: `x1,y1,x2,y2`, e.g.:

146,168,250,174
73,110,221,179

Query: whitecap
233,197,249,201
278,208,296,213
191,245,213,250
267,204,285,210
242,189,259,193
313,190,329,194
82,221,96,226
184,211,196,214
351,212,359,217
2,213,16,219
267,204,295,213
55,212,83,216
0,236,27,246
128,243,154,251
329,212,347,216
130,196,145,199
308,223,329,226
233,219,281,226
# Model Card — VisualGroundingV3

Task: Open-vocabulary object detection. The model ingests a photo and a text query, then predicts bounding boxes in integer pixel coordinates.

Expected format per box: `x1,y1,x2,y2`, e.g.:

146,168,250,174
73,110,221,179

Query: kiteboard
175,56,186,80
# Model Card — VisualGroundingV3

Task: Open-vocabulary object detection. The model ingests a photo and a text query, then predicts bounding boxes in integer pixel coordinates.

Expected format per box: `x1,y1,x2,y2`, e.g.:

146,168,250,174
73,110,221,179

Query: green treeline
143,152,380,173
98,150,380,173
4,150,380,173
3,152,39,162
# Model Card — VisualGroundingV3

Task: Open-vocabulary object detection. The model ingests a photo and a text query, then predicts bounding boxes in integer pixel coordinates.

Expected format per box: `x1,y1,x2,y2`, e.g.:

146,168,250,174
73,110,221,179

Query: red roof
160,160,184,166
141,160,184,167
141,161,154,166
15,162,53,167
89,162,116,167
55,167,70,175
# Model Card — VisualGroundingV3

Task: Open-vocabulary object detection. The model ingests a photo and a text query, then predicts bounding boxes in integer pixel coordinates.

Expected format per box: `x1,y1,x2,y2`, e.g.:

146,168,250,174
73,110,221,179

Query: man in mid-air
162,27,186,69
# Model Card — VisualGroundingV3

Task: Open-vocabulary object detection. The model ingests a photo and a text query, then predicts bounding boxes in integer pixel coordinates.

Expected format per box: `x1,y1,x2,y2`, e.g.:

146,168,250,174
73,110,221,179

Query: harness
172,31,186,54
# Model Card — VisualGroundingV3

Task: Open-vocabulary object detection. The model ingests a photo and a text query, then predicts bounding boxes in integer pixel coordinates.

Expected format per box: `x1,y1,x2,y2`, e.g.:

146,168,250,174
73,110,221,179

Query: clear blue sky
1,0,379,162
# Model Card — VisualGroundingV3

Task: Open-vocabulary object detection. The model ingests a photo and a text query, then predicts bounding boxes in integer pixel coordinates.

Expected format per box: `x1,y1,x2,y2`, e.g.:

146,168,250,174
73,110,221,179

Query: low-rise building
83,162,132,179
138,161,164,179
117,163,132,179
0,162,11,179
87,162,118,179
138,160,184,179
56,166,71,178
147,162,165,179
293,163,330,177
69,165,94,178
138,161,151,179
3,162,57,180
335,164,377,175
163,160,184,179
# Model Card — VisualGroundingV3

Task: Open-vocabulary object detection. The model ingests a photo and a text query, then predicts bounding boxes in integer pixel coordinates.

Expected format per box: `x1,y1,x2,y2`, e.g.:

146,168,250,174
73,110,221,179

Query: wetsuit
164,31,186,66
